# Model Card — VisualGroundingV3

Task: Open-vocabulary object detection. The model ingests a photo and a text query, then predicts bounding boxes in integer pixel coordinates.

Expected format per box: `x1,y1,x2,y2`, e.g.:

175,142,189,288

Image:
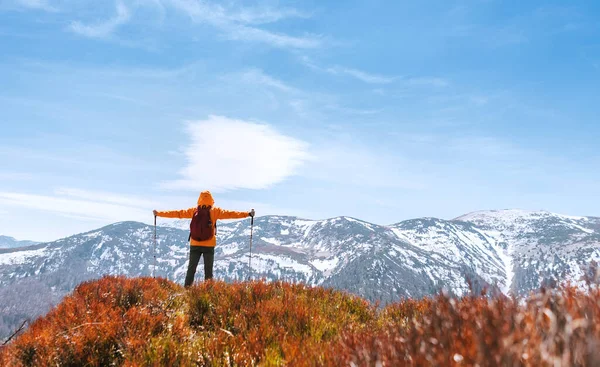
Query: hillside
2,275,600,366
1,209,599,341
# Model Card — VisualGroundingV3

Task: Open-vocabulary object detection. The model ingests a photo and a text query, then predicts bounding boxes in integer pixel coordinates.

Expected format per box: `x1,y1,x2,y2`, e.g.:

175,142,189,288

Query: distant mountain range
1,209,599,339
0,235,38,249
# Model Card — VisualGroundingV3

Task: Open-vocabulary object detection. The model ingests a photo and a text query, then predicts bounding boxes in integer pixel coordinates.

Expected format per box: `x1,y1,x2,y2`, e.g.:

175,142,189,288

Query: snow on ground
253,254,313,274
568,223,594,234
344,217,377,231
0,247,48,265
457,209,546,222
262,237,282,246
83,231,102,238
220,243,244,256
290,219,316,238
479,230,514,294
496,242,514,294
169,244,185,255
157,218,190,231
390,228,411,243
310,257,340,275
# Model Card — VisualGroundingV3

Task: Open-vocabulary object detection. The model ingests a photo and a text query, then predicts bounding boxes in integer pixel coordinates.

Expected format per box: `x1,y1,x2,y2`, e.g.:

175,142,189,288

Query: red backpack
189,205,215,241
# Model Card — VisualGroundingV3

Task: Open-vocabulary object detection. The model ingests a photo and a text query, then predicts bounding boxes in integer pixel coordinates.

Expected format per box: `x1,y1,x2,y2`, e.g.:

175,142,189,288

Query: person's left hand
249,209,255,217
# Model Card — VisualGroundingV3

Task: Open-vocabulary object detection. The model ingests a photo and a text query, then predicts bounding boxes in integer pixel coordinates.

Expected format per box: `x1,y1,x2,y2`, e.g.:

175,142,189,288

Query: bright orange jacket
155,191,250,247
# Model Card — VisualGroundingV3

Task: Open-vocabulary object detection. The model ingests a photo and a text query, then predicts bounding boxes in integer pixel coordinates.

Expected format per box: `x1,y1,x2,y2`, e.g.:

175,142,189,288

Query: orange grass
1,275,599,366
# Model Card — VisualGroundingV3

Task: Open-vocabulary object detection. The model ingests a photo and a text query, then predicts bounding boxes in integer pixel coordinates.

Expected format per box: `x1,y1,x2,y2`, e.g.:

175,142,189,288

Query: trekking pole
153,214,157,278
248,209,254,281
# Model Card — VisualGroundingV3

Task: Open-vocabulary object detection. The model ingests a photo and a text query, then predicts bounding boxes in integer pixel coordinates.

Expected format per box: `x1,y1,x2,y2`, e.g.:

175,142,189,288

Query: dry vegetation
1,274,599,366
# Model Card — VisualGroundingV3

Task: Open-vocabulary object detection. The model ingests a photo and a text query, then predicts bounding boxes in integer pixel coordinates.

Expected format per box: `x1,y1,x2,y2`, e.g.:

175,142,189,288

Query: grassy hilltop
1,275,600,366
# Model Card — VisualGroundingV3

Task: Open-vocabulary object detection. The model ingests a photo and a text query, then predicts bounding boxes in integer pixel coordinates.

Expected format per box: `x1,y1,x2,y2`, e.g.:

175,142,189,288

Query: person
153,190,254,287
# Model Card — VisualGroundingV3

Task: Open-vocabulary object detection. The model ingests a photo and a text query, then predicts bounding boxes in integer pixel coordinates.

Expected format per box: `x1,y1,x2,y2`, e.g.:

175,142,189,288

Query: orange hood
197,191,215,207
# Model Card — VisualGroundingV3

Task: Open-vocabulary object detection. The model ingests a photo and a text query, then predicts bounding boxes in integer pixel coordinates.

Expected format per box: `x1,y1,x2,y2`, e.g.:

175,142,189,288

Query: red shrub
2,276,600,366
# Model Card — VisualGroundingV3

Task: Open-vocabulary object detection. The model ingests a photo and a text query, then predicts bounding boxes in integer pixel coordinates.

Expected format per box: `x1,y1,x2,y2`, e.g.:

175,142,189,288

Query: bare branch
2,319,28,346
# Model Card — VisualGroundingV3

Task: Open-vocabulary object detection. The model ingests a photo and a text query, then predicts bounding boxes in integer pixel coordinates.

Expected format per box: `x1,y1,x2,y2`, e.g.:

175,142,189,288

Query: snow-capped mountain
1,209,598,339
0,235,38,249
455,210,600,293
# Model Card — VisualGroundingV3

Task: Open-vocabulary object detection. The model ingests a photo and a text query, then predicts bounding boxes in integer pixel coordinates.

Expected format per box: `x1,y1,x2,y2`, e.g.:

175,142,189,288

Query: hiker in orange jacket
153,191,254,287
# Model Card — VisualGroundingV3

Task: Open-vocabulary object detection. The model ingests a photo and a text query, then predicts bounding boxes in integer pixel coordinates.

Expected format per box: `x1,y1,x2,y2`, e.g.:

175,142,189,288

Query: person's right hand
153,210,158,217
249,209,255,217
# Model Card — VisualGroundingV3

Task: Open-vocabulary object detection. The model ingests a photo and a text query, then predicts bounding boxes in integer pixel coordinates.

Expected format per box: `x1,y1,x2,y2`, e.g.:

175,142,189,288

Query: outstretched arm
216,208,252,220
154,208,195,219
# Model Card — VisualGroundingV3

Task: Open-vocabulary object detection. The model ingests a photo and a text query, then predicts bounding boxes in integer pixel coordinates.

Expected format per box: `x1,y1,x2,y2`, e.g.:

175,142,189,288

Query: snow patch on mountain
0,246,48,266
311,257,340,276
252,254,313,276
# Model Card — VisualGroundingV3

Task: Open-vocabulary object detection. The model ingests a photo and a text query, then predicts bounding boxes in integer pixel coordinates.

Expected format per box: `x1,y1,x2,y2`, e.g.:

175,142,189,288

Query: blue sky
1,0,599,241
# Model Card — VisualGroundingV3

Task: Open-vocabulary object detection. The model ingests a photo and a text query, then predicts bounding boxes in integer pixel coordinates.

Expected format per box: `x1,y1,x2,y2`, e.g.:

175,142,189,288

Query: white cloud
235,68,298,93
9,0,321,48
162,116,311,192
0,191,151,223
326,66,396,84
406,77,449,87
225,24,322,49
301,57,396,84
164,0,321,49
324,104,383,115
301,57,448,88
54,188,159,209
230,6,309,25
12,0,55,11
69,1,131,38
0,172,34,181
166,0,309,25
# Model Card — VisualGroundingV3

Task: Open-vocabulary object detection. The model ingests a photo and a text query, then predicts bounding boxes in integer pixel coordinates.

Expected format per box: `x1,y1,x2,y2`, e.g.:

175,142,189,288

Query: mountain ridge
0,235,39,249
1,209,598,339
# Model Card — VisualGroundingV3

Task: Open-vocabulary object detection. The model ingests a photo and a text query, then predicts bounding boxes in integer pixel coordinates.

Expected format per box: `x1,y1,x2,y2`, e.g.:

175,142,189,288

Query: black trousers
184,246,215,287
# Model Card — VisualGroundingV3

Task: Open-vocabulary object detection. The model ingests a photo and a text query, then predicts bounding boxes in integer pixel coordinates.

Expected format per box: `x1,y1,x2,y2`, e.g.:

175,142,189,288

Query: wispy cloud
0,190,152,223
233,68,298,93
166,0,308,25
326,66,396,84
324,104,383,115
229,6,310,25
165,0,321,49
10,0,56,11
161,115,312,192
0,172,34,181
9,0,322,48
173,0,310,24
69,1,130,38
302,57,395,84
54,188,159,209
301,57,448,87
406,77,449,87
224,25,321,49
